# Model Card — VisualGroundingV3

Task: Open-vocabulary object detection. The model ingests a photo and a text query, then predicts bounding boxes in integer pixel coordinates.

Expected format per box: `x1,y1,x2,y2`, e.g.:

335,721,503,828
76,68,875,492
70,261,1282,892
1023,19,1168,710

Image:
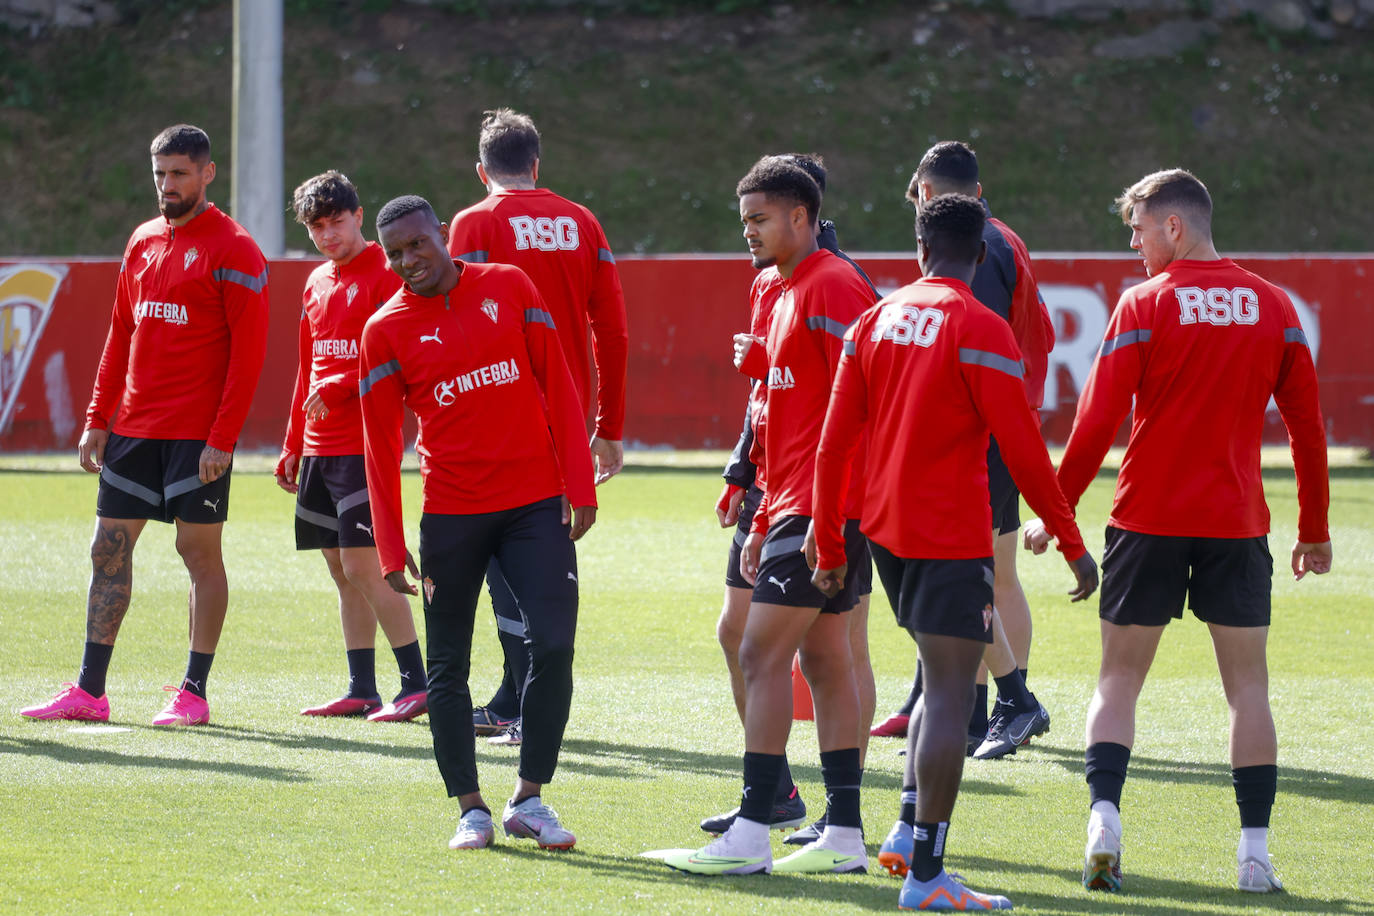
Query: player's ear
476,162,489,187
976,239,988,266
438,221,450,245
530,158,539,183
202,160,216,185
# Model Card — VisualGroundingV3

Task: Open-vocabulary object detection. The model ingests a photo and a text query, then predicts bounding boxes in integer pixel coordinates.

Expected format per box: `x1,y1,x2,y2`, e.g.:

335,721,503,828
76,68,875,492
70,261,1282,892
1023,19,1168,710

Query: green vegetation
1,461,1370,913
2,2,1371,257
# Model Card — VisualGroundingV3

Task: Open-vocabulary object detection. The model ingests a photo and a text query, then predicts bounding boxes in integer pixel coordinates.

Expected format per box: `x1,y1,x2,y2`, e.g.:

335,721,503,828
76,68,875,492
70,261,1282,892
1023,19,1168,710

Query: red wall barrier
2,254,1371,452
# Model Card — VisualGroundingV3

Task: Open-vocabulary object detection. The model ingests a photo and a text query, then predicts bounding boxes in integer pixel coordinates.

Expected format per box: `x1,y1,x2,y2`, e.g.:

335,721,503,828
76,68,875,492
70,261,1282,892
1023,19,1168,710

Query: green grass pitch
1,455,1370,914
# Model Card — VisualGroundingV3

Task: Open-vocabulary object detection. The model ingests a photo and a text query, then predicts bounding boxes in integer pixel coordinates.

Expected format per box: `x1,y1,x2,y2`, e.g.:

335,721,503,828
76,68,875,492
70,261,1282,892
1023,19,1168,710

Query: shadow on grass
1033,744,1374,805
0,732,309,782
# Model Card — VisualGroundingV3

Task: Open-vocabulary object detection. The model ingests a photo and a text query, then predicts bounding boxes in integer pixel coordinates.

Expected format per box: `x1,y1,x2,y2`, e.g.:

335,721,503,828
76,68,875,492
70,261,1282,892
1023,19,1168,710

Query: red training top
751,249,876,534
1057,258,1329,543
280,241,401,461
988,217,1055,410
813,276,1086,568
85,204,269,452
359,261,596,575
448,188,629,440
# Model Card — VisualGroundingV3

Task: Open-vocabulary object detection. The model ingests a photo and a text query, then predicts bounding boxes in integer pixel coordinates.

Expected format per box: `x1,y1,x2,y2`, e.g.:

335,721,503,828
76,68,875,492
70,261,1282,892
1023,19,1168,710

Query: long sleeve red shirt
750,248,876,534
85,204,269,452
358,261,597,575
1057,258,1329,543
813,276,1086,569
448,188,629,440
281,241,401,459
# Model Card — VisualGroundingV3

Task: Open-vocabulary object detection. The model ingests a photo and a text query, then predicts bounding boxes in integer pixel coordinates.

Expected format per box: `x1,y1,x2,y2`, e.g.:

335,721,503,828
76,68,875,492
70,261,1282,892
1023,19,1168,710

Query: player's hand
78,427,108,474
740,532,763,586
1022,517,1051,555
568,503,597,542
716,483,744,527
589,436,623,485
801,520,819,569
811,564,848,599
198,445,232,484
304,389,329,421
274,451,300,494
1067,552,1099,602
1291,540,1333,580
733,333,762,370
385,570,418,596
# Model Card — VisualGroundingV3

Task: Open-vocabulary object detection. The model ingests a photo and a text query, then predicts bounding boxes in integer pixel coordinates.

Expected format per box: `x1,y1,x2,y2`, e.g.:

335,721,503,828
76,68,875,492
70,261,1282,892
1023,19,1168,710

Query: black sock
911,820,949,882
1085,742,1131,809
1018,666,1028,685
487,630,526,718
345,648,378,699
181,651,214,698
968,683,989,734
993,670,1033,711
899,784,918,826
898,660,924,716
819,747,862,828
740,752,784,823
1232,764,1277,828
391,641,426,697
77,641,113,697
775,753,796,800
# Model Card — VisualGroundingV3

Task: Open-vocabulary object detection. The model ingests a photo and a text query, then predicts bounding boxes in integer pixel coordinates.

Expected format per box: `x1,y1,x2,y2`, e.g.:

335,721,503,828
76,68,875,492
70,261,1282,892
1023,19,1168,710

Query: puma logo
203,498,220,512
420,328,442,344
356,522,373,536
567,571,577,582
768,575,789,593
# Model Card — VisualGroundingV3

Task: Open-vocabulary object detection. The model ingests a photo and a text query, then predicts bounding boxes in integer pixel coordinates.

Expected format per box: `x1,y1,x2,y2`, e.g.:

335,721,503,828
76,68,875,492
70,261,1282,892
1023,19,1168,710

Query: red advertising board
2,253,1370,452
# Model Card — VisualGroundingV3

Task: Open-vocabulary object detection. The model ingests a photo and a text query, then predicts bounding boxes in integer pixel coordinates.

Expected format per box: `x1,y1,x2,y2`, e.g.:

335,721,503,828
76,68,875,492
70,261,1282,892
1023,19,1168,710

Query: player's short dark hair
736,157,821,225
917,193,986,265
909,141,979,200
479,108,541,180
291,170,361,225
777,153,827,194
376,195,437,231
1116,168,1212,230
150,124,211,164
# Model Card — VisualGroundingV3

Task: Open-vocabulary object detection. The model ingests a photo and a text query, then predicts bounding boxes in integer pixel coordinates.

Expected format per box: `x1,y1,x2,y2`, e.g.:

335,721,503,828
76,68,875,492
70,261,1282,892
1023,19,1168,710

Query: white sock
816,824,865,853
730,817,771,848
1238,827,1269,863
1089,801,1122,839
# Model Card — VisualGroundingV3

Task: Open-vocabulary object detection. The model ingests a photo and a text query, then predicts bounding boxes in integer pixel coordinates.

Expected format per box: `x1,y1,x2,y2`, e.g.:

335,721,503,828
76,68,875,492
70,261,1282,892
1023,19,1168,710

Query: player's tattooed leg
87,523,135,644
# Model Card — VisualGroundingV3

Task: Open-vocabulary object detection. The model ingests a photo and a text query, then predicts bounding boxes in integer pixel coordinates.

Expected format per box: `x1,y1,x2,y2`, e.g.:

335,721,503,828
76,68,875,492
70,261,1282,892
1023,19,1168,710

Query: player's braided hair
736,157,822,225
917,193,986,265
150,124,210,164
375,195,437,231
291,171,360,225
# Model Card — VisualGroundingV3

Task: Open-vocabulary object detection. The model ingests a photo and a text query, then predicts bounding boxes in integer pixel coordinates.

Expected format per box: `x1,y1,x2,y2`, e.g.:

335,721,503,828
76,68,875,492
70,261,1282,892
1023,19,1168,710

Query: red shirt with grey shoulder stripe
358,261,596,575
447,188,628,441
813,276,1086,568
1056,258,1328,542
85,204,269,452
282,241,401,458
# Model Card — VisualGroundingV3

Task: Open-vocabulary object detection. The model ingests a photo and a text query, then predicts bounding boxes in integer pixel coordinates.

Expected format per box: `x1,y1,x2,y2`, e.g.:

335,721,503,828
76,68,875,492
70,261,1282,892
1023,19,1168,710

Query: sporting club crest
0,264,66,437
982,604,993,632
422,576,435,603
184,247,200,271
481,298,499,323
346,282,359,306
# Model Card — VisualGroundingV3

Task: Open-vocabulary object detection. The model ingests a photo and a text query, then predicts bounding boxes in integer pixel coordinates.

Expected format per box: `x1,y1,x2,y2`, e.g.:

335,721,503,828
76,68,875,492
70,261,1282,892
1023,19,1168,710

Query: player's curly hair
291,171,360,225
775,153,827,194
375,195,437,231
736,157,821,225
150,124,210,164
917,193,986,264
909,141,979,200
479,108,541,180
1115,169,1212,230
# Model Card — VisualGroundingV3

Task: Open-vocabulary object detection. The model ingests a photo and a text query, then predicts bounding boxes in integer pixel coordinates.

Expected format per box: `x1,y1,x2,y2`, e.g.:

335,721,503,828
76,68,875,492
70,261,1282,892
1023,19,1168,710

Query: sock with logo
1232,764,1277,829
774,753,797,802
898,660,924,716
1085,741,1131,809
968,683,989,735
899,785,919,827
77,641,114,698
819,747,862,828
392,641,426,697
181,651,214,698
345,648,378,699
911,821,949,882
739,752,784,823
993,670,1034,712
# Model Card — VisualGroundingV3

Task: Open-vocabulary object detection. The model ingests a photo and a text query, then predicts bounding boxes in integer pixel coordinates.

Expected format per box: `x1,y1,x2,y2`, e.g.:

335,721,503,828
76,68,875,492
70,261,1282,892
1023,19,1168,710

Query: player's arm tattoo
87,524,134,644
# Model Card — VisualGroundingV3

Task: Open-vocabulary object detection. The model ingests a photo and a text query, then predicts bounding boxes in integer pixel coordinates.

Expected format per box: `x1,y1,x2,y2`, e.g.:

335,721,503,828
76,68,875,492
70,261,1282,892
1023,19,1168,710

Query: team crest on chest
346,282,359,305
183,247,200,271
481,298,499,323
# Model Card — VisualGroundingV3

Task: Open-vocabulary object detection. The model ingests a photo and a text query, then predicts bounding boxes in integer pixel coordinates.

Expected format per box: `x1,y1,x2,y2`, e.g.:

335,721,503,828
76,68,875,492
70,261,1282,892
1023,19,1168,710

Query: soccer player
21,124,268,727
665,157,874,876
447,109,628,746
809,193,1097,910
361,195,596,851
705,153,879,844
275,171,427,722
872,141,1055,761
1023,169,1330,894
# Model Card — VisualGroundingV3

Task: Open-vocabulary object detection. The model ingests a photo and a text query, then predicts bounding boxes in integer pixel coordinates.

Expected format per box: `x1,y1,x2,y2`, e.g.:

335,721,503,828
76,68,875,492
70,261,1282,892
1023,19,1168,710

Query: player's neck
169,198,211,228
331,236,369,269
485,174,537,194
1173,237,1221,263
778,238,820,280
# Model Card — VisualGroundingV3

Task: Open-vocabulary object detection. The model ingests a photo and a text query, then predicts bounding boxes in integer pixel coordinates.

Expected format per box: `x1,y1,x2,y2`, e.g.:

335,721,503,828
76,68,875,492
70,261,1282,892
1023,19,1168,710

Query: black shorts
987,437,1020,536
97,433,231,524
1100,526,1273,627
294,455,375,550
752,515,869,614
870,540,996,643
724,484,764,589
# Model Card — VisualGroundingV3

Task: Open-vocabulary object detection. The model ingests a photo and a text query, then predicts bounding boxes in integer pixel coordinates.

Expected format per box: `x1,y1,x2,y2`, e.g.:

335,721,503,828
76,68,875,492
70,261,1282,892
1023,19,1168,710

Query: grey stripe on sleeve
843,339,857,356
213,267,269,293
958,348,1025,378
598,248,616,264
525,307,557,330
806,314,851,340
1284,327,1309,347
1098,328,1151,359
359,359,401,397
456,250,489,263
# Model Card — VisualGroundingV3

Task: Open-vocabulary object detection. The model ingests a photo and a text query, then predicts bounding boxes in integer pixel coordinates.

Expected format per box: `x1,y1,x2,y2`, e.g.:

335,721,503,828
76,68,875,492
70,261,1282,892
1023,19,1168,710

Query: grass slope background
2,0,1372,257
1,460,1371,914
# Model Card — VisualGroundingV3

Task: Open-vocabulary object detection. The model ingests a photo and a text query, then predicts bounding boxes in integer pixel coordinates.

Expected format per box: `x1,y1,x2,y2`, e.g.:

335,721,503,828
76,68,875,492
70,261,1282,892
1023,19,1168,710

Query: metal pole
231,0,284,256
